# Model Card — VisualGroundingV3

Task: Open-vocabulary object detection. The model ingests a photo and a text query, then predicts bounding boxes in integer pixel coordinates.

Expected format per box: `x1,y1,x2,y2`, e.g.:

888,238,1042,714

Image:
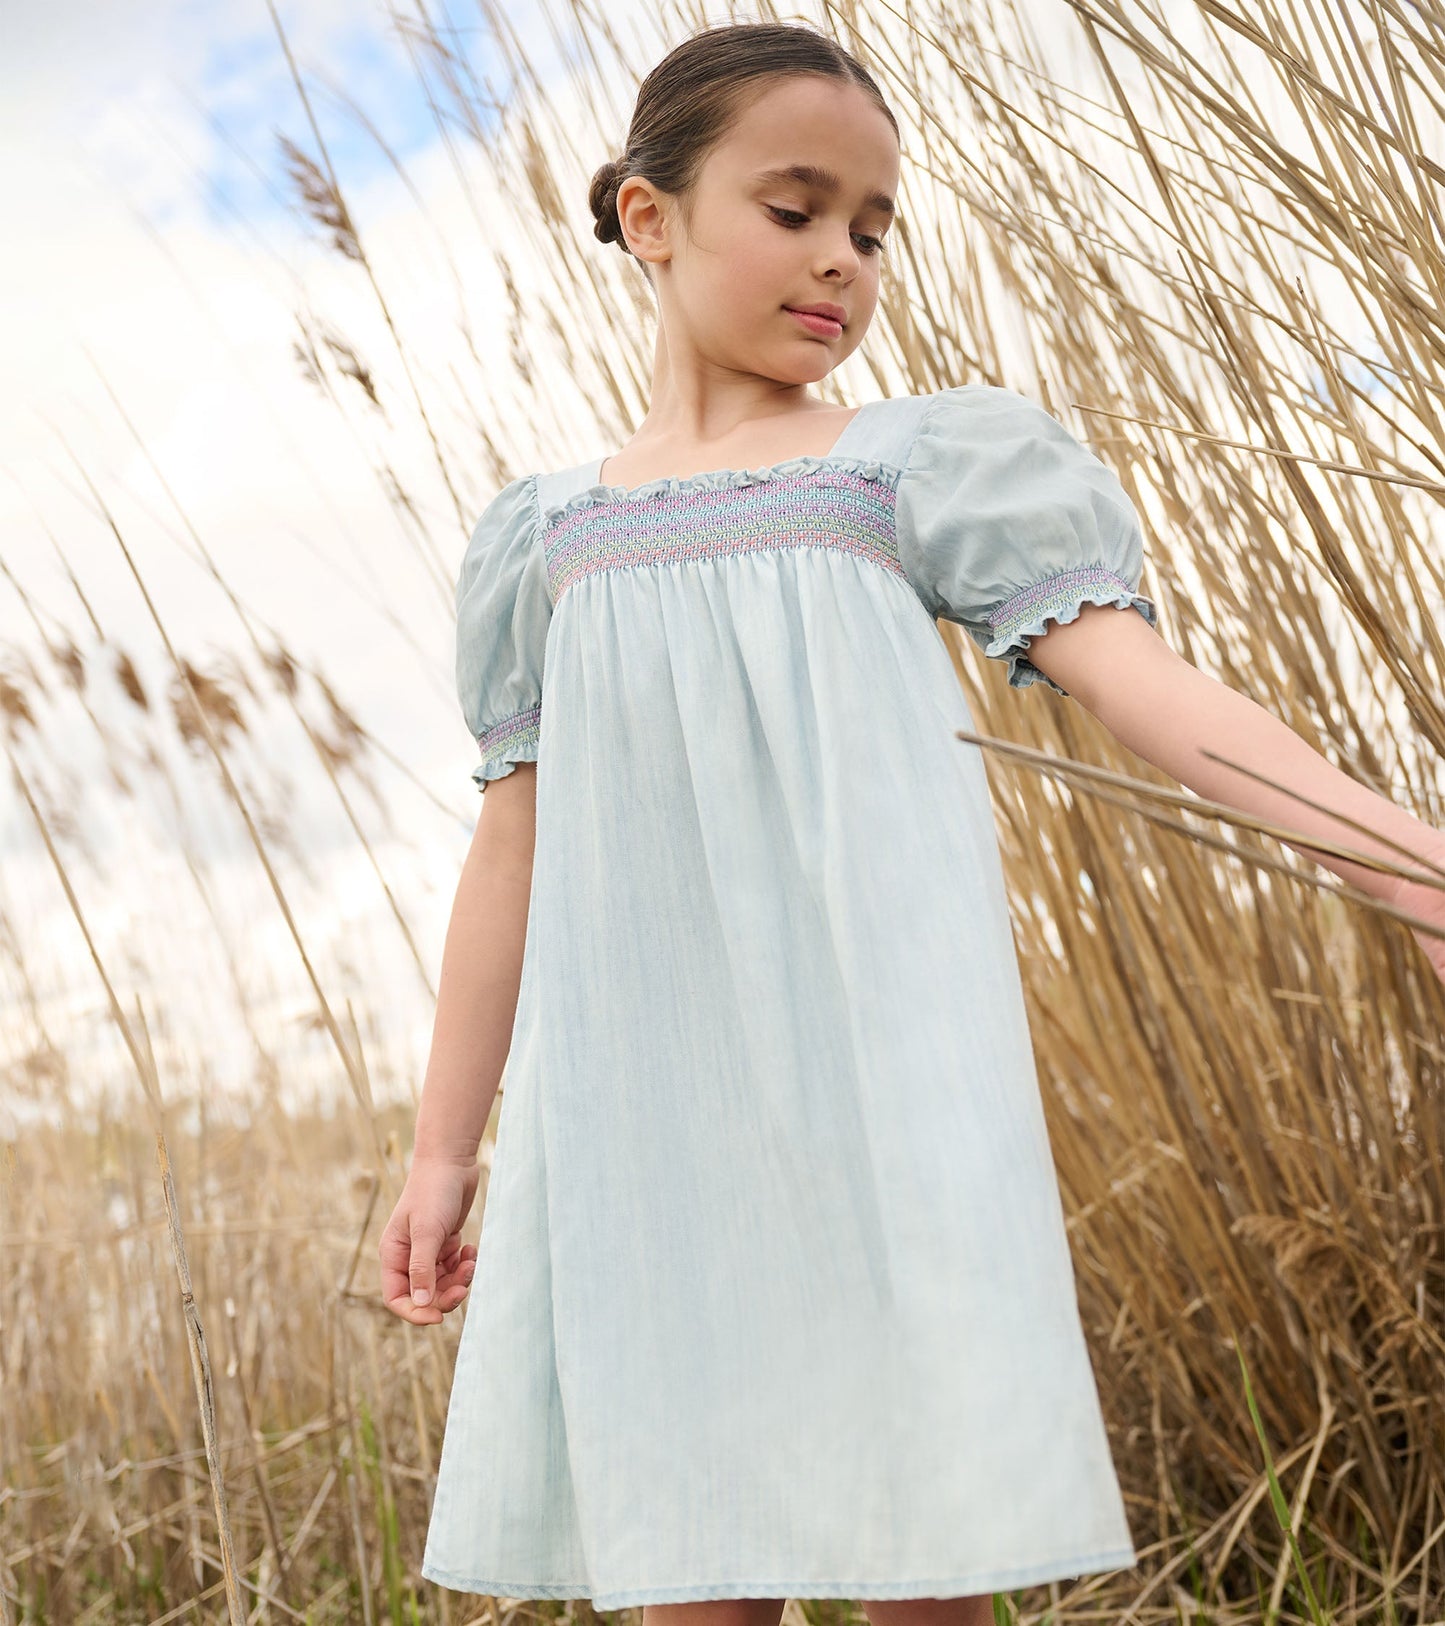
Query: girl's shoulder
893,381,1069,455
829,383,1058,474
721,386,1026,477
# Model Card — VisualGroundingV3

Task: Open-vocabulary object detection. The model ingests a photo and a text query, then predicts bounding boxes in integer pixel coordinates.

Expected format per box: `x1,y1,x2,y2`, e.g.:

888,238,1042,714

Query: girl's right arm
378,762,538,1324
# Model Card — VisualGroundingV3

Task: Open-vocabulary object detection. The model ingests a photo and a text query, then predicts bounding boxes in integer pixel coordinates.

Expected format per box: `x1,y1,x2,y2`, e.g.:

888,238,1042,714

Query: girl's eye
765,205,887,257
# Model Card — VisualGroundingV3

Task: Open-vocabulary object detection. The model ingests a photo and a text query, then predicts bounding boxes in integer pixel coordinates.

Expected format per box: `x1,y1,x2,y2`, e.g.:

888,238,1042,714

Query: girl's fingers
385,1235,477,1322
435,1239,477,1279
430,1263,477,1314
435,1232,471,1273
435,1254,478,1294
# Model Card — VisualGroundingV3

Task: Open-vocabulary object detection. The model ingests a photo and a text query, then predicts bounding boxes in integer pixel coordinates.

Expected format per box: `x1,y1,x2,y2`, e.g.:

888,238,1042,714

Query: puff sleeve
454,472,552,791
896,384,1159,697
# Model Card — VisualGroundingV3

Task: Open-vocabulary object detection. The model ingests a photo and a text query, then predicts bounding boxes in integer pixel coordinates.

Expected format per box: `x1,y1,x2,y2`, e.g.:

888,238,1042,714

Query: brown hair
587,22,899,275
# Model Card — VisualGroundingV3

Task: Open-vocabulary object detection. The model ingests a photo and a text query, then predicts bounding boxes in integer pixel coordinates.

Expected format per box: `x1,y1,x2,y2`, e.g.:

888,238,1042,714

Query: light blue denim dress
421,384,1158,1608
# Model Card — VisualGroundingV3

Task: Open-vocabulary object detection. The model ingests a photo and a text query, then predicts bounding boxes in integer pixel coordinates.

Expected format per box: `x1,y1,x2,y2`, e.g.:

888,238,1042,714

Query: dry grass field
3,0,1444,1621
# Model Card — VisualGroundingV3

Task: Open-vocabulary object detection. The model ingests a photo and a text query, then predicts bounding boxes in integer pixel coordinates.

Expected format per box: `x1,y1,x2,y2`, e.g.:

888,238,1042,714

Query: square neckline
584,397,890,501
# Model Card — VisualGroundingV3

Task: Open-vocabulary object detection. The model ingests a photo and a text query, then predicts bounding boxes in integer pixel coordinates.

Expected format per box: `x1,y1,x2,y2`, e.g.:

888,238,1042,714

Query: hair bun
588,157,628,248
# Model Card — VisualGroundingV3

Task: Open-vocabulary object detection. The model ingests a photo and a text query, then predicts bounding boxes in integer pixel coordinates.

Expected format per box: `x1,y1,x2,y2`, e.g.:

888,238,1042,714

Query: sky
1,0,521,731
5,0,667,632
0,0,588,1119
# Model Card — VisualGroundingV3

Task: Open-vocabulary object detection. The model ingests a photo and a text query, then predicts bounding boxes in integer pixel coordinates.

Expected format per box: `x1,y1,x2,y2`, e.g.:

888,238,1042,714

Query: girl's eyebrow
749,163,895,217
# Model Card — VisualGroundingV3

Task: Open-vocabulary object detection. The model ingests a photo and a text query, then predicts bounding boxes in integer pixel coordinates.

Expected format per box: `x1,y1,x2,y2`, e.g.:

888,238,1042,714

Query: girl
379,21,1445,1625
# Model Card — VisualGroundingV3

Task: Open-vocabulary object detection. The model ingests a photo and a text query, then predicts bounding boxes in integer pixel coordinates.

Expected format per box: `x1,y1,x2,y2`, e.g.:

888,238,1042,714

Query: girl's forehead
703,84,900,182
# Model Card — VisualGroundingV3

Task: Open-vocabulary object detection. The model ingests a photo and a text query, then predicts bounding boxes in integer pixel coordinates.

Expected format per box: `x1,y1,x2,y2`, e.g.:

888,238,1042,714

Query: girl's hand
1387,839,1445,990
379,1153,481,1325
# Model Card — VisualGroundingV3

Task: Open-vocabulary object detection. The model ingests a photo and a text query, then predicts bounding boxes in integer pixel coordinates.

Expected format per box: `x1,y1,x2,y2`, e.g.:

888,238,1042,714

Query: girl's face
622,75,901,386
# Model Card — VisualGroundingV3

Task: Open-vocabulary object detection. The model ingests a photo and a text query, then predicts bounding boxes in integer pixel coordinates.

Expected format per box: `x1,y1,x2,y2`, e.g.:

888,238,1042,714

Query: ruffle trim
470,748,539,791
985,587,1159,697
542,455,902,525
471,705,541,791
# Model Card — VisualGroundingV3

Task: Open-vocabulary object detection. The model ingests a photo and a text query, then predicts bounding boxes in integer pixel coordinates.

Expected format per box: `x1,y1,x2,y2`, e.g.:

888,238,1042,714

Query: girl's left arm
1027,605,1445,984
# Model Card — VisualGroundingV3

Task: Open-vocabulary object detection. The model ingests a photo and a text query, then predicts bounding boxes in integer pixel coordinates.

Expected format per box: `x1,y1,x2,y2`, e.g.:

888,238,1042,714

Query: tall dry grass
2,0,1443,1621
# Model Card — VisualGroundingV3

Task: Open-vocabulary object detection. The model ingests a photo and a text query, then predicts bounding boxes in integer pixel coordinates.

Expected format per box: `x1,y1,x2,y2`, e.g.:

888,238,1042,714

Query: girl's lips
785,307,843,338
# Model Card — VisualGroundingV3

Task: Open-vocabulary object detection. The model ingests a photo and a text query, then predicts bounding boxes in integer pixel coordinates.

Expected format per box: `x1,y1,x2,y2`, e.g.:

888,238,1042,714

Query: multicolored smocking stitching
987,564,1142,642
477,703,541,774
542,467,906,603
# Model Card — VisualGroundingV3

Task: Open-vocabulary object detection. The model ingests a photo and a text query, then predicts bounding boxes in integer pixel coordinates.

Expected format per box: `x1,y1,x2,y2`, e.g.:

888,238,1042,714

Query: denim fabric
422,387,1152,1607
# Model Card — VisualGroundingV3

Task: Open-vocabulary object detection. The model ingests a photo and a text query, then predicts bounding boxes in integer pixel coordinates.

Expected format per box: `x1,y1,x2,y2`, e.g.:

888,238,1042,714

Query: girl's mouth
785,308,843,338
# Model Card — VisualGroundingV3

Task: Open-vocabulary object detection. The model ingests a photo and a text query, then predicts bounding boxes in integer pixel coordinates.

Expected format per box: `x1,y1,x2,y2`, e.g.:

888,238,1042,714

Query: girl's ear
616,177,675,269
